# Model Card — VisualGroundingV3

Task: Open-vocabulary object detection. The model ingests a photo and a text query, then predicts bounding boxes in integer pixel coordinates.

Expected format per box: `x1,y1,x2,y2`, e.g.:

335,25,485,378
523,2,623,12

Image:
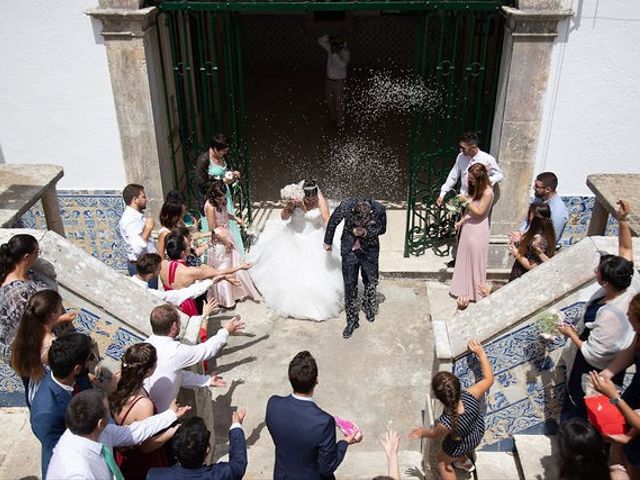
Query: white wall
535,0,640,196
0,0,125,190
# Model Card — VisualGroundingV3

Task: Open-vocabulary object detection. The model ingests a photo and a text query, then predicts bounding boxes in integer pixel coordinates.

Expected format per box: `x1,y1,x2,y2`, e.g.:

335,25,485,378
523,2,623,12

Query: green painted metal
156,1,505,12
158,8,252,221
404,8,504,257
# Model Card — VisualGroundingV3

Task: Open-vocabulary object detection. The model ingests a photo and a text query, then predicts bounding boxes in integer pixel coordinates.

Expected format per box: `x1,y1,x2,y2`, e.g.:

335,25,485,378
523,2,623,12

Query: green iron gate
405,5,505,256
157,6,252,220
155,1,506,243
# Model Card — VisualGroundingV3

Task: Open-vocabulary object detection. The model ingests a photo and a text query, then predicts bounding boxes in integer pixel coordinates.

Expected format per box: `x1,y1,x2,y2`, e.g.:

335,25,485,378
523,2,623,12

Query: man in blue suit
266,351,362,479
30,332,95,477
147,410,248,480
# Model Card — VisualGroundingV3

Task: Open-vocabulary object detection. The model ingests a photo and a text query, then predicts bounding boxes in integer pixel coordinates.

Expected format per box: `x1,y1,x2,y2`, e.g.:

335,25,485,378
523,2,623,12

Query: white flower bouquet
445,195,467,213
280,183,304,202
535,308,564,341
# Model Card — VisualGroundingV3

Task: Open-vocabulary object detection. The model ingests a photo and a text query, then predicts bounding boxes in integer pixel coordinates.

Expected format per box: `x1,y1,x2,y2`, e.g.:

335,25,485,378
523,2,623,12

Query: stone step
474,451,523,480
513,434,559,480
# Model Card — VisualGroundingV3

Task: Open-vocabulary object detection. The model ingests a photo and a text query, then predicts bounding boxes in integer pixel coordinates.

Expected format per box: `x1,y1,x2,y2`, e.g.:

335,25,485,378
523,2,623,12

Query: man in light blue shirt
510,171,569,244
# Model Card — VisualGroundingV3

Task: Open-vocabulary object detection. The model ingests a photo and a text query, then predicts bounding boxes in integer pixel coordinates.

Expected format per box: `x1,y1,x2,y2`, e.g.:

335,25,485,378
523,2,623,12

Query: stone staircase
424,236,640,480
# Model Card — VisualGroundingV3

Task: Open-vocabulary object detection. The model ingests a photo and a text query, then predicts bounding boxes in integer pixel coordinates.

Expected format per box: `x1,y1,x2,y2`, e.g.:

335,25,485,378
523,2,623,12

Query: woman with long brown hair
204,181,259,308
10,289,76,406
109,342,177,480
449,163,494,304
409,340,494,478
509,203,556,281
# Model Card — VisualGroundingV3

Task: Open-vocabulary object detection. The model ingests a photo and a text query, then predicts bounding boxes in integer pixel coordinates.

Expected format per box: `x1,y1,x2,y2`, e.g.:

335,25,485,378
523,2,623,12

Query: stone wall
430,236,640,451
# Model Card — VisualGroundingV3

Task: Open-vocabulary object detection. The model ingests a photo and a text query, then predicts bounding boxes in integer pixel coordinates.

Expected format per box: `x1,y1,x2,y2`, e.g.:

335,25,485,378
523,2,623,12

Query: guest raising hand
409,339,494,479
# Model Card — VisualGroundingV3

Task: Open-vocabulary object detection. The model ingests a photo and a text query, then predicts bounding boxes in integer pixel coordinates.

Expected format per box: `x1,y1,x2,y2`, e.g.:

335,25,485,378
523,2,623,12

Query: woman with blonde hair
109,343,177,480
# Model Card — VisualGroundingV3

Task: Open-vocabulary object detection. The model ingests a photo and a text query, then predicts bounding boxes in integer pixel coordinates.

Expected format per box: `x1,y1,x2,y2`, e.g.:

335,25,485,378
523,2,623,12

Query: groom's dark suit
324,198,387,330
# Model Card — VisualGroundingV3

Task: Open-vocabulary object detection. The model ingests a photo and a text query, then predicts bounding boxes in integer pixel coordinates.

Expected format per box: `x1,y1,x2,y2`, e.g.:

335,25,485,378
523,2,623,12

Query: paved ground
0,277,432,480
210,277,431,479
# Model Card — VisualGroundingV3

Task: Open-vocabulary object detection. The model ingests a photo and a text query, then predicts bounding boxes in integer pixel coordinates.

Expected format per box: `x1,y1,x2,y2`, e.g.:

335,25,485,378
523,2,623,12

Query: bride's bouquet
280,183,304,202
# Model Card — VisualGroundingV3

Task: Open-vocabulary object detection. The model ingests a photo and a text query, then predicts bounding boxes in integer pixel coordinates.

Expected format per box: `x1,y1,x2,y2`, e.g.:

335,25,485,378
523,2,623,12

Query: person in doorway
318,34,350,128
449,163,494,305
119,183,157,287
509,171,569,245
324,198,387,339
266,351,362,478
436,131,503,268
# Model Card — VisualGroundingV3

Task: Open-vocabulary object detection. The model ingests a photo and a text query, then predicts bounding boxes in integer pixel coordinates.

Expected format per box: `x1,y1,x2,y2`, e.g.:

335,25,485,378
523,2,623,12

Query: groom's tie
100,444,124,480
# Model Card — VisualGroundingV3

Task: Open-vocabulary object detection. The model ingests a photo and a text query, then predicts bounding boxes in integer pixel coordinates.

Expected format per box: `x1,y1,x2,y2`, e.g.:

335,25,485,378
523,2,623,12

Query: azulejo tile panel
561,195,618,247
0,305,143,408
17,189,128,271
452,302,586,450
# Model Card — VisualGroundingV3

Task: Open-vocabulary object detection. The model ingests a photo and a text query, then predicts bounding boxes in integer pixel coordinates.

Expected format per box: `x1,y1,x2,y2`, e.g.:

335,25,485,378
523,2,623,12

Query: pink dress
450,189,494,302
205,201,259,308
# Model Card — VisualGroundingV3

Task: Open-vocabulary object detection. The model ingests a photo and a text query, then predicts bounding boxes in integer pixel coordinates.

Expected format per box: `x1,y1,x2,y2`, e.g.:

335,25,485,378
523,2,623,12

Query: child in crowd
409,339,494,478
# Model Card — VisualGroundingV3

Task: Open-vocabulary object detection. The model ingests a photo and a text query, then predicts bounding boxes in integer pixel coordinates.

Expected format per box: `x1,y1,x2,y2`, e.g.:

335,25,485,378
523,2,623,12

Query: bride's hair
302,180,318,198
206,181,227,211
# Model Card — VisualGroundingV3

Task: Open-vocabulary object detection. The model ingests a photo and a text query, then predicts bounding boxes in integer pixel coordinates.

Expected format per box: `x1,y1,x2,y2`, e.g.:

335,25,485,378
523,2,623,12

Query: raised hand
345,429,363,445
209,374,226,388
224,274,241,287
202,299,220,318
224,316,245,335
616,199,630,222
240,262,252,270
59,310,78,323
169,400,192,418
379,430,401,457
232,407,247,425
589,371,620,399
468,339,486,357
408,427,425,439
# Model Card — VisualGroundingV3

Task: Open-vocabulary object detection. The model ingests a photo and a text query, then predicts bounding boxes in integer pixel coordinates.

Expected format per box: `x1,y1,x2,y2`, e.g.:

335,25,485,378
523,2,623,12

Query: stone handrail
0,228,197,339
440,236,640,359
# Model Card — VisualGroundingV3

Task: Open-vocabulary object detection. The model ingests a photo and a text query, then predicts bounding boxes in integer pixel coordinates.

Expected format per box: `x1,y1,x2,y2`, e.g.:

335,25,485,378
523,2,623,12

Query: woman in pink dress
205,182,259,308
450,163,494,304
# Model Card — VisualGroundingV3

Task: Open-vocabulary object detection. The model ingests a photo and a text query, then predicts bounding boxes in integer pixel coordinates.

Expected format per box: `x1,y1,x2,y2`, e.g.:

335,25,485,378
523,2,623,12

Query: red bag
585,395,626,436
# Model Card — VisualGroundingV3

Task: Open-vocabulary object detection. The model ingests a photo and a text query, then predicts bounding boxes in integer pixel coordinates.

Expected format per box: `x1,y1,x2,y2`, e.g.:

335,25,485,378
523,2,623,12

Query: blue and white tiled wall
0,304,144,408
16,190,128,271
452,283,601,452
16,191,616,272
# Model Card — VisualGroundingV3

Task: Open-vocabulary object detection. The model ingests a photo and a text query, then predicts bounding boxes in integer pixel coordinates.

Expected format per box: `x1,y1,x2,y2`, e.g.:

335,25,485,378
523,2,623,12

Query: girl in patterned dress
409,340,494,479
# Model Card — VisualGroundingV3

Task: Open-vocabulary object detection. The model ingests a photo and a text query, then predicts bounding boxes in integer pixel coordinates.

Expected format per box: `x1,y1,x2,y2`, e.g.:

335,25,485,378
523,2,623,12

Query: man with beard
509,171,569,244
118,183,157,286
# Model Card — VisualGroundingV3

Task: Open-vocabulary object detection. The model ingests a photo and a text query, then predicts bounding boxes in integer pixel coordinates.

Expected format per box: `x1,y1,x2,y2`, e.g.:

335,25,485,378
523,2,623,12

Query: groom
323,198,387,339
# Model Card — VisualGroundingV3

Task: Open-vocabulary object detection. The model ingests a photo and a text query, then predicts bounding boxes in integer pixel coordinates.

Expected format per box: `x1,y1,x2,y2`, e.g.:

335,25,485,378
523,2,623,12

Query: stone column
489,2,573,236
87,1,173,220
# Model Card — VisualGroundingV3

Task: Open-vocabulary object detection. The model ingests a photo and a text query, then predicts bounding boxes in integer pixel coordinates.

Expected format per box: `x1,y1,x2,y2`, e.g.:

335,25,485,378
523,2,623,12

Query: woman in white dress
248,180,344,320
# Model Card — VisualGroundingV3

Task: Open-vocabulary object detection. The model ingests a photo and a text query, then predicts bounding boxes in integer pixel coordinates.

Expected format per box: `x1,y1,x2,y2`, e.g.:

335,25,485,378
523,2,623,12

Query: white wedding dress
248,207,344,320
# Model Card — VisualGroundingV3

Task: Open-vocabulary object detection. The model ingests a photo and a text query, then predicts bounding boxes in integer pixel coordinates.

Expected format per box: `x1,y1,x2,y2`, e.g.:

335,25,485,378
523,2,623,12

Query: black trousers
342,248,379,324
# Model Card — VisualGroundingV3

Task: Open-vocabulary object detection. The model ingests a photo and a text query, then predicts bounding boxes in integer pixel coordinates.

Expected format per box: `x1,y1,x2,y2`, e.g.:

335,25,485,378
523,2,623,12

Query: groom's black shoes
366,314,375,323
343,322,359,339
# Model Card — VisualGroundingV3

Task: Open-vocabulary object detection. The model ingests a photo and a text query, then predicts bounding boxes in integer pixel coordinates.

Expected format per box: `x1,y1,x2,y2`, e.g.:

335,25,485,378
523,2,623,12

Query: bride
248,180,344,320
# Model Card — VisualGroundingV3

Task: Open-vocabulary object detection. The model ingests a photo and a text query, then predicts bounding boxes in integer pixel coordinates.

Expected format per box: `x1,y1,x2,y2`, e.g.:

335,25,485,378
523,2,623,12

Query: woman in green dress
196,133,245,257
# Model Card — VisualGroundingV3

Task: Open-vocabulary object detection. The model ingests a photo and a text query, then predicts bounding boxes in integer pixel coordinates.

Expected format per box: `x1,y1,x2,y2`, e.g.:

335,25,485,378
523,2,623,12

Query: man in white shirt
436,131,504,267
436,131,504,205
118,183,157,286
509,171,569,244
47,389,191,480
144,304,245,411
318,34,350,128
130,253,215,306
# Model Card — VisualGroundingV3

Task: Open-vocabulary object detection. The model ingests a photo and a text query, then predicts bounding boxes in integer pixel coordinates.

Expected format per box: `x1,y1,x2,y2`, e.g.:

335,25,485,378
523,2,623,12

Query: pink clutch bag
334,416,362,440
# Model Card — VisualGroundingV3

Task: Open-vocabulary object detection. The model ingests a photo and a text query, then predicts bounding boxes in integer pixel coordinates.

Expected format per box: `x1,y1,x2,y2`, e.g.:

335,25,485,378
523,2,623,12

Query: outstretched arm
317,419,349,475
318,191,331,226
616,199,632,261
466,340,494,399
324,200,347,246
